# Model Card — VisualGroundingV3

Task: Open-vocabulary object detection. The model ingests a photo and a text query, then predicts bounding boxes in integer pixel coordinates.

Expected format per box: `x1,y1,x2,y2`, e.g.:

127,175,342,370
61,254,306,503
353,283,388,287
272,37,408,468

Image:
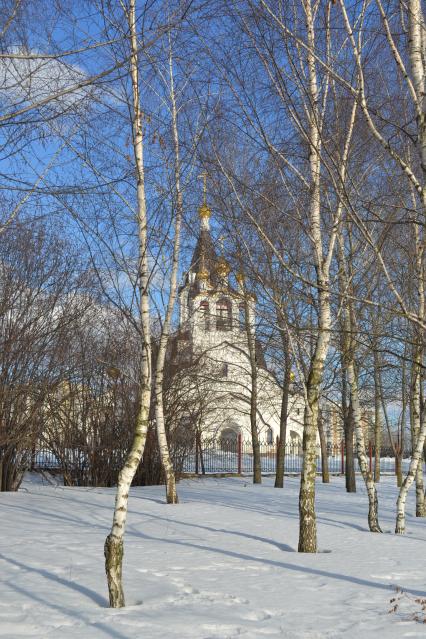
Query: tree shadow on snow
0,552,107,607
128,529,426,599
129,513,297,552
0,559,133,639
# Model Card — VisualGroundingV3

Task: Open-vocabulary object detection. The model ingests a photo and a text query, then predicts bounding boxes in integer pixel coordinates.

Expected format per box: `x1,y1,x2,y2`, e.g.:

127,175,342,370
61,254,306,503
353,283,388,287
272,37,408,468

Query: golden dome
216,256,231,278
196,267,209,281
198,203,211,220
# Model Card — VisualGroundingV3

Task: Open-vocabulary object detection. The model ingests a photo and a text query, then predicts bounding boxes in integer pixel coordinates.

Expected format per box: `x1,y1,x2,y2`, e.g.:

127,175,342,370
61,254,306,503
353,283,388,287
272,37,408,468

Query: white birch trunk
395,0,426,532
154,368,179,504
339,235,382,533
346,359,382,532
396,223,426,530
409,0,426,518
153,39,183,505
396,411,426,533
413,220,426,515
298,0,325,554
408,0,426,178
104,0,152,607
298,2,356,551
411,339,426,517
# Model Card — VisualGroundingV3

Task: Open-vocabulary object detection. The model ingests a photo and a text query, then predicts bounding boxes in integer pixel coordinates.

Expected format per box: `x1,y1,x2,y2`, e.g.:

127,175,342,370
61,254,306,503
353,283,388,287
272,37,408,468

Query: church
172,192,304,446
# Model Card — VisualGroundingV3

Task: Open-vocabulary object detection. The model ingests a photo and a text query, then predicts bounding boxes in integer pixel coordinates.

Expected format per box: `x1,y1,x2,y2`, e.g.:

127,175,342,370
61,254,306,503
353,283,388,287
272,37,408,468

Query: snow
0,474,425,638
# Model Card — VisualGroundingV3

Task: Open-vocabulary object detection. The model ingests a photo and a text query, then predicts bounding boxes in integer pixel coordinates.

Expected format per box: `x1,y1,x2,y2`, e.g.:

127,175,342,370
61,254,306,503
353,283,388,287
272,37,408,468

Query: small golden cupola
198,202,211,227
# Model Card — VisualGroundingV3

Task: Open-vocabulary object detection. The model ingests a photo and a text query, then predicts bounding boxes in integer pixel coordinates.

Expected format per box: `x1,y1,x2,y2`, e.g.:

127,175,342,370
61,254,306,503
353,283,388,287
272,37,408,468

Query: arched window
239,304,246,332
266,427,273,444
216,298,232,331
220,427,239,450
200,300,210,331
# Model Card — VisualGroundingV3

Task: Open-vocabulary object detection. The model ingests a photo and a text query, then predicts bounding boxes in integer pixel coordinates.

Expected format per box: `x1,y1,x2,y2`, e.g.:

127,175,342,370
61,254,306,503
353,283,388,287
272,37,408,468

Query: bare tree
339,235,382,532
0,221,87,490
104,0,154,608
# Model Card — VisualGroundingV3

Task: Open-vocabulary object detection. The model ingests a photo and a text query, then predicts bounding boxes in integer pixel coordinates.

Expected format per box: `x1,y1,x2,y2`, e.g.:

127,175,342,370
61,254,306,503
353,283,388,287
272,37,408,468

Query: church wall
175,203,305,448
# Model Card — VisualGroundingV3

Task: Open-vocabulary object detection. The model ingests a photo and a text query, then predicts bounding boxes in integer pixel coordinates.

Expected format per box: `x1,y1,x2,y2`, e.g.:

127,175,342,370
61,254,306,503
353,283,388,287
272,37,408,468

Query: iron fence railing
181,438,421,475
31,438,424,477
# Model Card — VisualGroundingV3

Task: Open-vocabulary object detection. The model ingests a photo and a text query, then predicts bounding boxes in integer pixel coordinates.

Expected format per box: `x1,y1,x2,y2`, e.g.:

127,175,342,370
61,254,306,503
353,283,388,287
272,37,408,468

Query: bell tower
172,177,304,448
177,177,255,365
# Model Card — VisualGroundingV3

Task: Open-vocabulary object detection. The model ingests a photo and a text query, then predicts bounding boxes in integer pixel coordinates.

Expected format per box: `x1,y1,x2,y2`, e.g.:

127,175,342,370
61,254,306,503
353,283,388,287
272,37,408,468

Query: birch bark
346,357,382,532
394,0,426,533
396,410,426,533
153,38,183,505
412,220,426,516
298,0,327,553
104,0,152,607
339,240,382,533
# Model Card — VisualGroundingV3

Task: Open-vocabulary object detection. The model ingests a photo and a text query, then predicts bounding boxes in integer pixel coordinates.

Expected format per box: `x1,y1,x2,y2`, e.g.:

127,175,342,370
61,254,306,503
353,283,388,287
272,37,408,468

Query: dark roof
189,228,218,286
179,224,240,299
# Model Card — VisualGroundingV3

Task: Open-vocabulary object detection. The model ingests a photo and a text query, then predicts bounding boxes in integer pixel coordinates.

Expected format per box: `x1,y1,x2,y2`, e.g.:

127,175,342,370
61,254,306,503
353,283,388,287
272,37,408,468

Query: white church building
172,195,304,446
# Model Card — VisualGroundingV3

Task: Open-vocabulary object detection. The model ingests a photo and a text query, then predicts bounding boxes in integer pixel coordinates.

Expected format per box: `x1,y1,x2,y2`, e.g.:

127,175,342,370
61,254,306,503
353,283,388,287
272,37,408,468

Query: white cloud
0,49,93,121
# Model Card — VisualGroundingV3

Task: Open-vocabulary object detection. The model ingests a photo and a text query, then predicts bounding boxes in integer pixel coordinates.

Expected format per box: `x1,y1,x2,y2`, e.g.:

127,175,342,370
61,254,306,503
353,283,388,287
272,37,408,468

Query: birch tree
338,235,382,532
340,0,426,534
196,0,363,551
150,35,185,505
104,0,153,608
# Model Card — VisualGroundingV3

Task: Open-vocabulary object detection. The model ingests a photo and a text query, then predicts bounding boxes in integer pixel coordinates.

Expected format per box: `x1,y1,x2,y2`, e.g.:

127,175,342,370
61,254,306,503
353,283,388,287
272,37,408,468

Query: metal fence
32,438,422,477
182,438,420,475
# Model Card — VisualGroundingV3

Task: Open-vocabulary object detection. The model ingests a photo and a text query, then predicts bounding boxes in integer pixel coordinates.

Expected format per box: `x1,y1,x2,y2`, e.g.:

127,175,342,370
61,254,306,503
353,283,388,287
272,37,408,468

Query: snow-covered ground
1,474,425,638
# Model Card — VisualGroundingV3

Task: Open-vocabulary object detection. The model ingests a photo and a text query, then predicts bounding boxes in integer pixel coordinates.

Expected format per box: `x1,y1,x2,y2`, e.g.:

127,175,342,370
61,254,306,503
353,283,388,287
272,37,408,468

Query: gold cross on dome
198,171,208,204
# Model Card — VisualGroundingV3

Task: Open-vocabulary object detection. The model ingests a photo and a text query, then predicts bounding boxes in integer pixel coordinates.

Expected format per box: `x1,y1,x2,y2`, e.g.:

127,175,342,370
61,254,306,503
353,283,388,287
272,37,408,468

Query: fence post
341,440,345,475
237,433,242,474
275,435,279,473
369,441,373,474
31,442,36,472
195,434,199,475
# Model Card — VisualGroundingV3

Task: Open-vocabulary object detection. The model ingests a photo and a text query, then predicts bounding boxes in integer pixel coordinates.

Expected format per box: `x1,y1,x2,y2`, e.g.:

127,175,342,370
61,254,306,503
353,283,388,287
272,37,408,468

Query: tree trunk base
368,523,382,533
166,477,179,504
368,515,382,533
104,534,125,608
298,507,317,553
298,538,317,553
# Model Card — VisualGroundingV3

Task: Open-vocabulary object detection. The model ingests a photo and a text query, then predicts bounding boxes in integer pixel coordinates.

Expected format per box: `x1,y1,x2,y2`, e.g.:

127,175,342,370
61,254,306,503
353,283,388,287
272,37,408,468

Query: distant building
322,403,374,447
322,405,343,447
172,195,304,445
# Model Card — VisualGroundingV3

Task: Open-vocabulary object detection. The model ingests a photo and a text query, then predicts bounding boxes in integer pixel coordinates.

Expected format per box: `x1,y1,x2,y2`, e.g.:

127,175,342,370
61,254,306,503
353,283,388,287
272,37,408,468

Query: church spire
198,171,211,231
185,172,217,287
